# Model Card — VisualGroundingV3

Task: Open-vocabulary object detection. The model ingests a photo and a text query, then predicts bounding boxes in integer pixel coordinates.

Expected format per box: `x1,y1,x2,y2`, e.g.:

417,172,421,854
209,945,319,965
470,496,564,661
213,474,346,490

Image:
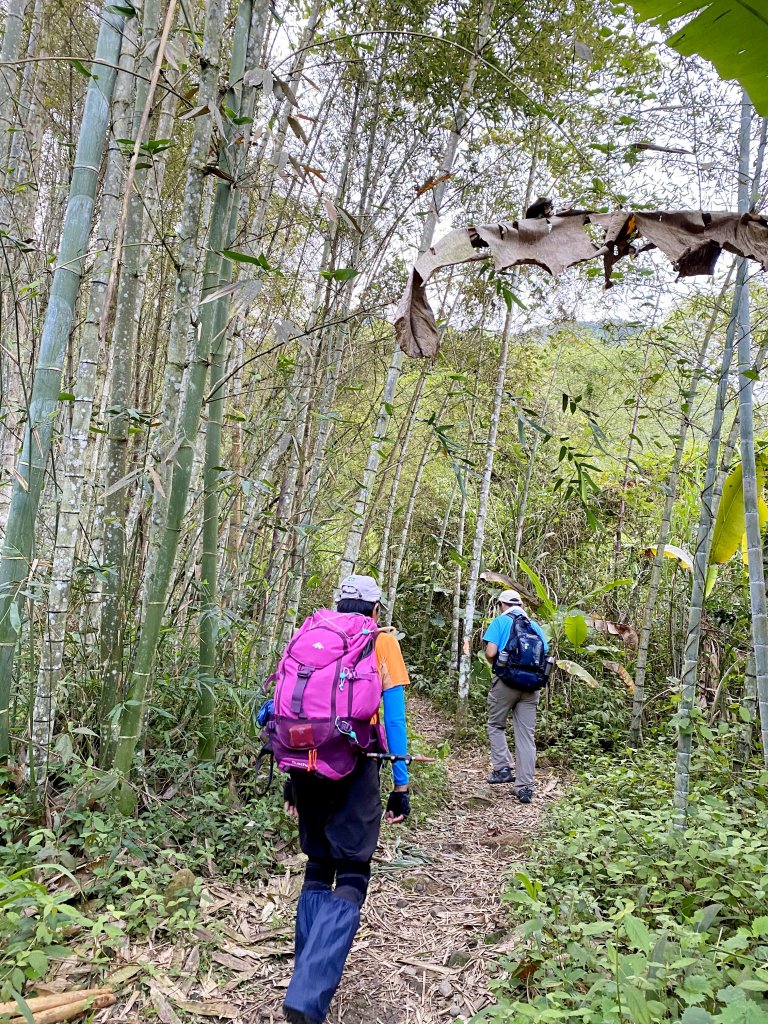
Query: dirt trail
94,696,562,1024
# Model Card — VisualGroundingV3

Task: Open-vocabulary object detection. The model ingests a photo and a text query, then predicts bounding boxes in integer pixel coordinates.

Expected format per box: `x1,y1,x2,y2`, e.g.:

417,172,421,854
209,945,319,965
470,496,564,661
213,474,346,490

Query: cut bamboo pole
7,993,115,1024
0,988,112,1017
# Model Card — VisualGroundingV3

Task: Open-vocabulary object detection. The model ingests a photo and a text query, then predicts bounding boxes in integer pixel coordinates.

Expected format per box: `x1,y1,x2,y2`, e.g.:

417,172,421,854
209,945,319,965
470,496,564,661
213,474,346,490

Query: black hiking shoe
515,786,533,804
284,1006,321,1024
487,767,513,784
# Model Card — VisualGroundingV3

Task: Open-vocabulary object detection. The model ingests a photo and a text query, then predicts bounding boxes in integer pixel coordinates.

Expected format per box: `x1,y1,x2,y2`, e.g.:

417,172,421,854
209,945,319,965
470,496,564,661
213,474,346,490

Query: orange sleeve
375,631,410,690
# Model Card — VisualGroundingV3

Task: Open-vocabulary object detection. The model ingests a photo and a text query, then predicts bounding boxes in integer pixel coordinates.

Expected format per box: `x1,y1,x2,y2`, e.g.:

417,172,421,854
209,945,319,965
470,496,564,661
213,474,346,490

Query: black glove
386,789,410,820
283,777,296,810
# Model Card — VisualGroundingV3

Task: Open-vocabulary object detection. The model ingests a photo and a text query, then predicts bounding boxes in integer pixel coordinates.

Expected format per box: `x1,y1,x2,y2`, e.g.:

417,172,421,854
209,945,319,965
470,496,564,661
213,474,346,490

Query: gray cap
498,589,523,606
339,574,382,604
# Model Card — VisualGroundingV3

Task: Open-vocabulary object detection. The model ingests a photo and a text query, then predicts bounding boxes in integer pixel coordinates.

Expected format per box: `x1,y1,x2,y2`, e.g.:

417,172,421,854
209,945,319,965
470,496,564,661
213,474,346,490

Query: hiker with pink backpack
264,574,411,1024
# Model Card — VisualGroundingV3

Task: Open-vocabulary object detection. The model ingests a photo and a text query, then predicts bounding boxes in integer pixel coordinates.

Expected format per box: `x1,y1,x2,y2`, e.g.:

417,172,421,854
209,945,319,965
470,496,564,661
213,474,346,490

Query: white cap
498,589,523,606
339,574,382,604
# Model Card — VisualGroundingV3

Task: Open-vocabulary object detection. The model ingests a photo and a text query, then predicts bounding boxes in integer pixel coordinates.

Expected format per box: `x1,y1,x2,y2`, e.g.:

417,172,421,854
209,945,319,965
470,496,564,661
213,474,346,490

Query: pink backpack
269,610,386,780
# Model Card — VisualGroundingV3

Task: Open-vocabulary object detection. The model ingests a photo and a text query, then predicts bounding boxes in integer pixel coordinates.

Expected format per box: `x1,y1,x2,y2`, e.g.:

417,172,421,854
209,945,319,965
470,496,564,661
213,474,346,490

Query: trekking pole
365,753,436,764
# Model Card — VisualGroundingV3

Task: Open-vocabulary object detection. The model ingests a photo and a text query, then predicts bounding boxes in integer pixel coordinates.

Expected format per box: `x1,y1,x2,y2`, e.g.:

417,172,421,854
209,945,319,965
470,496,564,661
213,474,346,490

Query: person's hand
283,777,298,818
385,787,410,824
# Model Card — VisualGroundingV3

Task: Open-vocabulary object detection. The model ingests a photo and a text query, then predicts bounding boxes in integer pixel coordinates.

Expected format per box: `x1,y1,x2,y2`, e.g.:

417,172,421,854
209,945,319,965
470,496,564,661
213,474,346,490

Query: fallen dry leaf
174,999,239,1018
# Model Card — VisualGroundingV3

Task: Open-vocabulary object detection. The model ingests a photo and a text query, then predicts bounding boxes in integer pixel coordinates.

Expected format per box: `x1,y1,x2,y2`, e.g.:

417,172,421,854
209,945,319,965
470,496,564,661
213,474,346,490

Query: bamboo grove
0,0,767,824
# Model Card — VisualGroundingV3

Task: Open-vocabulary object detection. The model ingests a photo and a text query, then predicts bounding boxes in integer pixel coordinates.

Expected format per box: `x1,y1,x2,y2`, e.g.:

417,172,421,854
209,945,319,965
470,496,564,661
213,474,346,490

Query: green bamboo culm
735,96,768,765
112,0,268,806
672,94,753,829
198,0,256,761
0,8,125,758
111,0,226,809
199,0,267,759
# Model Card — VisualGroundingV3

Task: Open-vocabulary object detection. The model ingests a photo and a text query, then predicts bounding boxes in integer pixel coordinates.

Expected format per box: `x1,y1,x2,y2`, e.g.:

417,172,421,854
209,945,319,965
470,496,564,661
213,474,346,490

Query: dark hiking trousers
285,757,381,1023
290,754,381,901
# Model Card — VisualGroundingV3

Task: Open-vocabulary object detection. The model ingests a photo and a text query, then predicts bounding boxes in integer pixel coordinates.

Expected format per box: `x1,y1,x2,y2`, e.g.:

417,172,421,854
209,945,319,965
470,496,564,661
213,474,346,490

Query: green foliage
0,868,122,1001
0,752,294,988
481,753,768,1023
627,0,768,117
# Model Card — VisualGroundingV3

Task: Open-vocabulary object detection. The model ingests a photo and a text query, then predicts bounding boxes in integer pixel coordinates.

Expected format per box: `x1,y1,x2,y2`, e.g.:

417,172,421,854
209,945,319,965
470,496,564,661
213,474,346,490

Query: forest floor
69,696,564,1024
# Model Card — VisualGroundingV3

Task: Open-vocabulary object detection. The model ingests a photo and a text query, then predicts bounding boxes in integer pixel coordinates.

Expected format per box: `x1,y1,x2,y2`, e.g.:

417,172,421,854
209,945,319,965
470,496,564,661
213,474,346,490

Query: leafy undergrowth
481,747,768,1024
0,724,446,1005
0,745,292,1002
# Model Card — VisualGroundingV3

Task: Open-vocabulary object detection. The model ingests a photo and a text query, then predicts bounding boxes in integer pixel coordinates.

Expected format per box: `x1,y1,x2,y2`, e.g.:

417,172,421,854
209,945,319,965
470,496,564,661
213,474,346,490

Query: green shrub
481,752,768,1023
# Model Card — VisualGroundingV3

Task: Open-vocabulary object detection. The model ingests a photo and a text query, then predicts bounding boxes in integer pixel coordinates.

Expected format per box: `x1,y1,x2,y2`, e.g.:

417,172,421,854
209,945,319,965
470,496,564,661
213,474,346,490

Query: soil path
97,696,562,1024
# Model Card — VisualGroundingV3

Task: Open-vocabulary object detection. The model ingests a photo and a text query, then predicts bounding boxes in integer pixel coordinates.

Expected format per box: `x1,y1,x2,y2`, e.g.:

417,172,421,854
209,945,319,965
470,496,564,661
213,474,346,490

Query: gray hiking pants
487,680,539,789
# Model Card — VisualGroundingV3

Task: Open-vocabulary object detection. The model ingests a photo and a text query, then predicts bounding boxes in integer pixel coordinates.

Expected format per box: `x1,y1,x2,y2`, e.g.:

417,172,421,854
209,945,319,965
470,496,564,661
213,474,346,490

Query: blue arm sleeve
382,685,409,787
531,621,549,654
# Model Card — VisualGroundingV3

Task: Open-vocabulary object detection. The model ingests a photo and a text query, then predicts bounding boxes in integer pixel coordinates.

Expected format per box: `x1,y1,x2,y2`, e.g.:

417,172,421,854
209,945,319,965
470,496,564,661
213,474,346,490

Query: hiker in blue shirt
483,589,549,803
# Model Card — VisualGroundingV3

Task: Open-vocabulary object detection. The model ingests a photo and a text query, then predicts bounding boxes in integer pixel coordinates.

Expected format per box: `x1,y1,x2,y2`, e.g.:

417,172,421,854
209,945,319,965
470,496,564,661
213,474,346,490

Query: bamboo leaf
103,469,141,499
287,116,309,145
517,558,556,617
105,2,137,15
575,577,632,606
320,267,358,281
68,58,97,80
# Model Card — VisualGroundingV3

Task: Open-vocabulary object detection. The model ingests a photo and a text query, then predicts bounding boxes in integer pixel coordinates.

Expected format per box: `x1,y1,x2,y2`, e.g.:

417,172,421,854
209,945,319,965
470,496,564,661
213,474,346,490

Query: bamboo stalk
0,988,112,1016
0,2,126,756
338,0,496,582
7,993,115,1024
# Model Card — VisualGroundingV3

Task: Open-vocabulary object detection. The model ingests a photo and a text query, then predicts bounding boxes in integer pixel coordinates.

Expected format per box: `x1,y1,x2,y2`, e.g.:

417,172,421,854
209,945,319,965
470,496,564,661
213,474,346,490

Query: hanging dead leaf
478,571,539,607
602,660,635,694
415,172,453,197
274,75,298,106
556,659,599,687
287,116,309,145
643,543,693,572
584,616,638,650
179,103,209,121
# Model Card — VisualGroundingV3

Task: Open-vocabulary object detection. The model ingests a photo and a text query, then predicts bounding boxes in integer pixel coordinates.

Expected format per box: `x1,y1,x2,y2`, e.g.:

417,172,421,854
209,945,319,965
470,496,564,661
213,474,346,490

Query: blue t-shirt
483,608,549,653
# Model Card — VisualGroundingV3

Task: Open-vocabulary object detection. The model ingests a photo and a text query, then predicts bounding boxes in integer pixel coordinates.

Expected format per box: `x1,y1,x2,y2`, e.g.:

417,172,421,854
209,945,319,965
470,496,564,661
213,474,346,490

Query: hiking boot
487,767,513,784
515,786,533,804
284,1008,321,1024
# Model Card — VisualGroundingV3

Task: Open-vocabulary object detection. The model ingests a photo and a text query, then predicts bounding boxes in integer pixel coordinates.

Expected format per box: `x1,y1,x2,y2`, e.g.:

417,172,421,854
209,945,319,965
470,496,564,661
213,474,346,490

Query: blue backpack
494,612,549,691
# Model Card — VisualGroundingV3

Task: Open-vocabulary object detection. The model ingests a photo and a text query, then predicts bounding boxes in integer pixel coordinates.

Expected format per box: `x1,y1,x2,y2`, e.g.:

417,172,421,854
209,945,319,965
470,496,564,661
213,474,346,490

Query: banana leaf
643,544,693,572
626,1,768,118
709,458,768,566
